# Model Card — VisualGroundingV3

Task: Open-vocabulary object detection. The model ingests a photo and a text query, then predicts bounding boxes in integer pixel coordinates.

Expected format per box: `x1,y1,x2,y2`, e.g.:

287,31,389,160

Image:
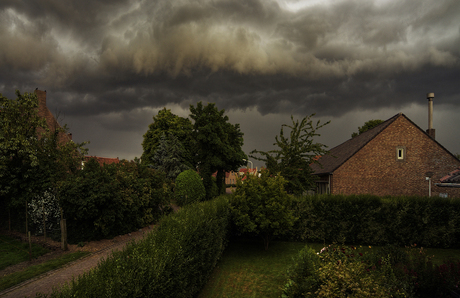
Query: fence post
60,219,68,251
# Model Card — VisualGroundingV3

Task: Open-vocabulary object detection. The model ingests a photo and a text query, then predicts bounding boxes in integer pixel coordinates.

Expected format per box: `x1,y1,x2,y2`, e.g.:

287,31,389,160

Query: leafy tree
0,90,87,234
189,102,247,199
175,169,206,206
351,119,383,138
141,108,193,167
250,114,329,195
151,133,191,180
230,171,296,250
0,91,47,219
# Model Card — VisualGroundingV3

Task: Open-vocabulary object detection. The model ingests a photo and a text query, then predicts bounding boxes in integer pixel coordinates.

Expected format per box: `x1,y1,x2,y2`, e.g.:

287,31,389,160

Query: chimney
34,89,47,106
426,93,435,139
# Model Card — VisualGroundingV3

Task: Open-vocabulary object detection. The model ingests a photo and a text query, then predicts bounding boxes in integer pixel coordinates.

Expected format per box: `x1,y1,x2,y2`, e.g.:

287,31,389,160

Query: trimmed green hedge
45,196,230,298
289,194,460,248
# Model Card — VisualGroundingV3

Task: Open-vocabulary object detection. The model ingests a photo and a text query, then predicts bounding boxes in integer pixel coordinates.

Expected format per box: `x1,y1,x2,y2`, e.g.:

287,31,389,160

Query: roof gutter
435,183,460,188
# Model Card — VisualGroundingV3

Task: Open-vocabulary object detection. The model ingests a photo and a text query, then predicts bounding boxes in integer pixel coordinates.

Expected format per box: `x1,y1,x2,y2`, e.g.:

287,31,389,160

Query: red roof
440,167,460,183
85,156,120,166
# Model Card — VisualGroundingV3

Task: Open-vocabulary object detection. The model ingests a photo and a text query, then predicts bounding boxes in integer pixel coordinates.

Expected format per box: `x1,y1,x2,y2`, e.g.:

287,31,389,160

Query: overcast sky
1,0,459,168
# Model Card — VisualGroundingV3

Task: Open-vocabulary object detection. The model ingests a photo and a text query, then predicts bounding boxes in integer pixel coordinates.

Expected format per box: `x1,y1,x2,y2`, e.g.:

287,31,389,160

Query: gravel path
0,227,154,298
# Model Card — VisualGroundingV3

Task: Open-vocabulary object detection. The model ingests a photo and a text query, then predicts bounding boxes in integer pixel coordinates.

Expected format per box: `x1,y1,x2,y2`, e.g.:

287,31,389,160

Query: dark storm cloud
1,0,459,159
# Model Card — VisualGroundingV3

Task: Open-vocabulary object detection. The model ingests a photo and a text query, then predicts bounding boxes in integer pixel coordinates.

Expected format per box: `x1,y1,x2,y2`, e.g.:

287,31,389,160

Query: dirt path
0,226,156,298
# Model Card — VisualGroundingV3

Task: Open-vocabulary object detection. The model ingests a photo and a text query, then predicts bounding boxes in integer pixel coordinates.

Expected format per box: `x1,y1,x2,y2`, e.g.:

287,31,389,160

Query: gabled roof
311,113,400,175
311,112,458,176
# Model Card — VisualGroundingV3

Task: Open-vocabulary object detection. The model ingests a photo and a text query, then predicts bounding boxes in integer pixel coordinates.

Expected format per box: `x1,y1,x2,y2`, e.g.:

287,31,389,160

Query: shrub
59,159,171,243
282,246,321,297
230,171,296,250
175,170,206,206
284,244,460,298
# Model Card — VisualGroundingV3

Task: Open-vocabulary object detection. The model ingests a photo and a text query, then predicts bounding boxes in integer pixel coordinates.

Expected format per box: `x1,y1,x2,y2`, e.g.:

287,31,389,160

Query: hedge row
289,194,460,248
44,196,230,298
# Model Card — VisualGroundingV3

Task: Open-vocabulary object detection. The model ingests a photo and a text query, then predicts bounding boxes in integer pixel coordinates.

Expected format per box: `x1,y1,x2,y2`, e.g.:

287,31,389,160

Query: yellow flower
369,246,372,248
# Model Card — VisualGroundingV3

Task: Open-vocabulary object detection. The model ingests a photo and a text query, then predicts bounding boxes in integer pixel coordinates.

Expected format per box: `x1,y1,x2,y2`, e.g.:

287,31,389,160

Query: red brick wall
34,89,72,143
332,115,460,198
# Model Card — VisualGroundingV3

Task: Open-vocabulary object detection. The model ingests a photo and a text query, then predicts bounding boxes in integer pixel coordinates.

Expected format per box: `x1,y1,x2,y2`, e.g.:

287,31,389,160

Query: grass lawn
198,240,323,298
199,239,460,298
0,251,89,292
0,235,50,270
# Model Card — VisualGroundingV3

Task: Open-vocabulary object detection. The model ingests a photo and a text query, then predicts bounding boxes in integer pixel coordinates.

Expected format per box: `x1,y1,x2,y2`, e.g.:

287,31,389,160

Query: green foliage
230,171,296,250
152,133,191,180
250,114,329,195
0,91,47,211
59,159,171,243
141,108,193,166
47,197,230,298
290,194,460,248
190,102,247,199
175,169,205,206
351,119,383,138
0,90,87,233
282,246,321,297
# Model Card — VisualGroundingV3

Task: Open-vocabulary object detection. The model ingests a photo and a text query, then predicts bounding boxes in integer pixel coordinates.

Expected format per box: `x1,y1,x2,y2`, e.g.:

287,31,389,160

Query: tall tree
151,133,191,180
351,119,383,138
141,108,193,166
189,102,246,198
1,91,46,231
0,90,87,233
250,114,329,195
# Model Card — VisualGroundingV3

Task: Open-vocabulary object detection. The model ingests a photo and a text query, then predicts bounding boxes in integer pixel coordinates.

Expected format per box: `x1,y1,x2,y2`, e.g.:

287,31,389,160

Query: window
396,146,406,161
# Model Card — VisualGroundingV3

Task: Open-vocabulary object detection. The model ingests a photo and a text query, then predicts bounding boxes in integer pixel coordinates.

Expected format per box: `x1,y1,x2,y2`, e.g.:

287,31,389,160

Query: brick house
225,170,238,185
311,113,460,197
35,89,118,166
35,89,72,143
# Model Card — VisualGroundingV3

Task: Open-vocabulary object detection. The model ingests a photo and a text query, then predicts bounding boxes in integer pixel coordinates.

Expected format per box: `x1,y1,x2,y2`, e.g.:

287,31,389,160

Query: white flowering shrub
28,189,61,235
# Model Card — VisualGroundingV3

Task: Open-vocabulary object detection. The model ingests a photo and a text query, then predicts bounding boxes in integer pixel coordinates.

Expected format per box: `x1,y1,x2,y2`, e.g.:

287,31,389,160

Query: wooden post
28,231,32,261
43,201,47,240
25,201,28,235
60,218,68,251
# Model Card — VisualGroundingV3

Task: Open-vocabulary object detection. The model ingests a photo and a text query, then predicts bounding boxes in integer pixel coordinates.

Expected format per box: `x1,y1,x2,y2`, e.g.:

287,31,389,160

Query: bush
283,244,460,298
175,170,206,206
282,246,321,297
230,171,296,250
46,196,230,298
59,159,171,243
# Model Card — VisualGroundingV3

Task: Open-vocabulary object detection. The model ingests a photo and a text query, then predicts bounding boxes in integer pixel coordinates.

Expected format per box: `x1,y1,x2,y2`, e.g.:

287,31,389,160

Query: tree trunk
216,170,225,195
25,200,28,235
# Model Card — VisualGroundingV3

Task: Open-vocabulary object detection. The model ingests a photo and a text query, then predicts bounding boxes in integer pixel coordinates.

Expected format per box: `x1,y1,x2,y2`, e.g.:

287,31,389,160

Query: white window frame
396,146,406,161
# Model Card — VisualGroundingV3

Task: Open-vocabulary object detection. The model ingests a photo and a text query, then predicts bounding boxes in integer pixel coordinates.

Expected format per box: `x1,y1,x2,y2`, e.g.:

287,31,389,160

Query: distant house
311,113,460,198
238,167,259,181
35,89,72,143
35,89,119,167
225,170,238,185
84,156,120,167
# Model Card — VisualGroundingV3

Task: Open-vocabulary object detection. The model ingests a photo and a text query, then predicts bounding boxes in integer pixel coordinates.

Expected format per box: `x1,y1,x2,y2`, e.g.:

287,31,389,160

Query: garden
26,171,460,298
